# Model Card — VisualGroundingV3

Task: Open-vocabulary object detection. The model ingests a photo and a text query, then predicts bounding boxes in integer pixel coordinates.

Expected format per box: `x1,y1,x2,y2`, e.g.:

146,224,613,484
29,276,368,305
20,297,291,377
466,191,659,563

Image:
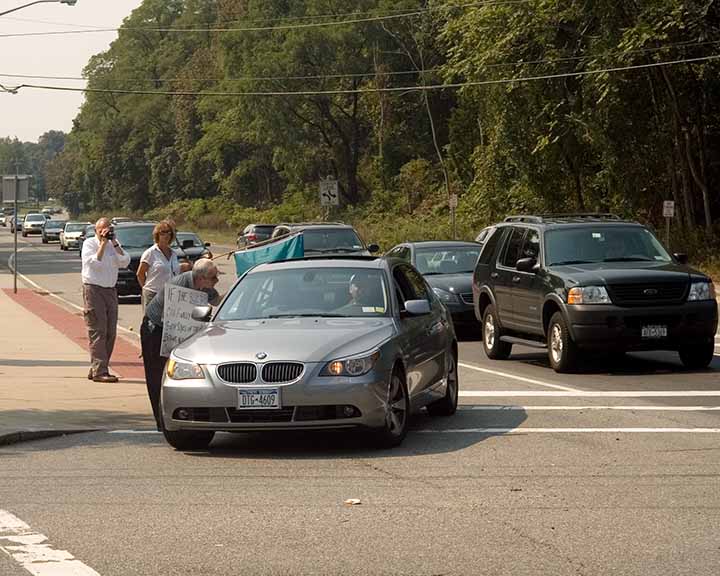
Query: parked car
472,213,718,372
237,223,277,249
22,213,46,236
159,256,458,451
386,241,481,327
110,216,133,225
41,219,67,243
270,222,379,256
77,223,95,255
176,231,212,263
0,214,5,227
10,215,24,234
60,221,91,250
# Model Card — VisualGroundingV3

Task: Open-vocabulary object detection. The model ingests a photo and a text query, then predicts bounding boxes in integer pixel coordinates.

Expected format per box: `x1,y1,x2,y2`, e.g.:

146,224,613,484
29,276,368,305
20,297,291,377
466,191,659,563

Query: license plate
237,388,280,410
642,325,667,339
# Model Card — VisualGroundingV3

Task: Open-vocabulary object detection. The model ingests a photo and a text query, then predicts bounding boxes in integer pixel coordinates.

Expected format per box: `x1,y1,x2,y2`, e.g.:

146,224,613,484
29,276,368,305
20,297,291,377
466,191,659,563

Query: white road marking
108,430,161,434
460,390,720,397
417,427,720,434
458,362,579,392
0,509,101,575
458,405,720,411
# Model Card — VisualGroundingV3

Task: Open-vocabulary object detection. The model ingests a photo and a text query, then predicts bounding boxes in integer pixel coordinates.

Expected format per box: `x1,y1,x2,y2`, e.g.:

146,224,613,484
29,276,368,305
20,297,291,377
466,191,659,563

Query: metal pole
665,217,670,250
13,161,18,294
451,207,457,240
0,1,72,18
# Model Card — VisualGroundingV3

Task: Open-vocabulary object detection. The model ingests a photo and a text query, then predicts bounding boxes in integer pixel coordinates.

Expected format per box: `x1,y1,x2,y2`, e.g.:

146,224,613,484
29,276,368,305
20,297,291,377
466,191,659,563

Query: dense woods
3,0,720,254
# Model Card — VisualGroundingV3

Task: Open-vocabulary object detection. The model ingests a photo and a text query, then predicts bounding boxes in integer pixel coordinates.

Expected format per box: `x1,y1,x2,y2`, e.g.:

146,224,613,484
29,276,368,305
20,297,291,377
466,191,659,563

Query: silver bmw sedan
160,257,459,450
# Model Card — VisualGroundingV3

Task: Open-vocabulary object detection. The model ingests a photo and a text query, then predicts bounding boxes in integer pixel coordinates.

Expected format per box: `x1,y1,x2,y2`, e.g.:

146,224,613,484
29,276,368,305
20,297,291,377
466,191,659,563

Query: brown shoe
93,374,119,383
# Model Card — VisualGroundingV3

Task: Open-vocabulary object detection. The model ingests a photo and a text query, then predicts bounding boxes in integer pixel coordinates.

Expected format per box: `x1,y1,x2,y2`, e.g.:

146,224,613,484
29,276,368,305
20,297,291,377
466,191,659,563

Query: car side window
500,227,526,268
478,227,504,266
396,247,410,261
521,229,541,261
402,265,430,301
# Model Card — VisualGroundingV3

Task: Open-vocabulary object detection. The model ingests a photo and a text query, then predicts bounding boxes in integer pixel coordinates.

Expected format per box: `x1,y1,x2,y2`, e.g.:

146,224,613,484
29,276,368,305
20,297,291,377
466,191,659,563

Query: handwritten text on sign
160,284,209,357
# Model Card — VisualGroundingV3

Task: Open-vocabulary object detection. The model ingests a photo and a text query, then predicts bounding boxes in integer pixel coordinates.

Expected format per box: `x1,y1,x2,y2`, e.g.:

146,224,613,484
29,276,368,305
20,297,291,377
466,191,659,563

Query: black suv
472,214,717,372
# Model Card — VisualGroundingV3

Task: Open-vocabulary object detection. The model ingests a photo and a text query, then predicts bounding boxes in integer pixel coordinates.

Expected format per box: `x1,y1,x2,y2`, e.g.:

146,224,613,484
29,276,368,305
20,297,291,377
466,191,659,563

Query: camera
106,226,115,241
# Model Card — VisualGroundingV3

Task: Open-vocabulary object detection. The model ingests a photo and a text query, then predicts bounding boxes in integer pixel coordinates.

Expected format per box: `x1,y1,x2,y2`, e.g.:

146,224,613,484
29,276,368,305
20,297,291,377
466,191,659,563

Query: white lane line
417,427,720,434
460,390,720,397
458,405,720,411
0,509,101,575
458,362,579,392
108,430,161,434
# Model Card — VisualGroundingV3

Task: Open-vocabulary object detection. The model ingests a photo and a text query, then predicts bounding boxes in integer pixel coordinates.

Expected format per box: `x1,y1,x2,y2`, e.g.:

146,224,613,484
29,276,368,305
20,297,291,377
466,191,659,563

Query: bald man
81,217,130,382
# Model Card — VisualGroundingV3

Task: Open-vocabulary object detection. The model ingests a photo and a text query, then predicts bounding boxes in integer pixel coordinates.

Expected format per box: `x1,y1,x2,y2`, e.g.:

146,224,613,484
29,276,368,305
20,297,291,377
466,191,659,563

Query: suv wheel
547,312,579,373
482,304,512,360
679,339,714,370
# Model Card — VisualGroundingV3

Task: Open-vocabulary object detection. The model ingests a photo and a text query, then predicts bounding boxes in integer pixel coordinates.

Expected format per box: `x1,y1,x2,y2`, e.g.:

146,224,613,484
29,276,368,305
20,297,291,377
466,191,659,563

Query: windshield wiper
422,271,443,276
265,313,346,318
309,247,363,253
549,260,595,266
602,257,654,262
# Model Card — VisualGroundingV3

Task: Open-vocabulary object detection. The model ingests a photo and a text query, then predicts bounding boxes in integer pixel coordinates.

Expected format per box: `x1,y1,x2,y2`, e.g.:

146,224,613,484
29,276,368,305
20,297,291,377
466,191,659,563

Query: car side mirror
404,299,431,316
367,243,380,254
204,242,211,247
516,257,537,273
181,239,194,250
673,253,688,265
191,305,212,322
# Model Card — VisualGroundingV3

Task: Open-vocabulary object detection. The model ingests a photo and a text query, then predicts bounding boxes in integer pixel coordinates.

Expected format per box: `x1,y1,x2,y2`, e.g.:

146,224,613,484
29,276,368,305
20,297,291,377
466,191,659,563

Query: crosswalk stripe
417,427,720,434
460,390,720,397
458,362,579,392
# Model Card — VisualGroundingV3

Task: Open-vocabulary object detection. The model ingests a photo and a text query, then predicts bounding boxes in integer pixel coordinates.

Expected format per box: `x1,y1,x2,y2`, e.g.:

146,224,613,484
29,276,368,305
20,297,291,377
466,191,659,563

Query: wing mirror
191,305,213,322
367,243,380,254
404,299,431,316
516,257,538,273
673,252,688,265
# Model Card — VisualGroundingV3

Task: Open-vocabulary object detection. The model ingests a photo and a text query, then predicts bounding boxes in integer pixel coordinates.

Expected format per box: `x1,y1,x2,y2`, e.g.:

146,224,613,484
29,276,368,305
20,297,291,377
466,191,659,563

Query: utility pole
13,158,19,294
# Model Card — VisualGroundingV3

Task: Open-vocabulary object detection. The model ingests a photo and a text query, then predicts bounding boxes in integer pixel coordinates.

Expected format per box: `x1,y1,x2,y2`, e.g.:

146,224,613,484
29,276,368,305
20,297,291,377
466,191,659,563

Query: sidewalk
0,270,155,446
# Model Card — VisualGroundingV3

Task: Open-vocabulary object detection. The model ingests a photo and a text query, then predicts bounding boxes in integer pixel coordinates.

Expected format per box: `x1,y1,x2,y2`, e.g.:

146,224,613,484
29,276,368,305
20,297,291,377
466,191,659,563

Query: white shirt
140,244,180,294
81,236,131,288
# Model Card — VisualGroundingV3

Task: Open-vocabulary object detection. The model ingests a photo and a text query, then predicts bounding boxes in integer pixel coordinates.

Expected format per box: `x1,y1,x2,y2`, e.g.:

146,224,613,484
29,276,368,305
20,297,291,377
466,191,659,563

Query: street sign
2,176,30,203
663,200,675,218
319,177,339,206
449,194,458,209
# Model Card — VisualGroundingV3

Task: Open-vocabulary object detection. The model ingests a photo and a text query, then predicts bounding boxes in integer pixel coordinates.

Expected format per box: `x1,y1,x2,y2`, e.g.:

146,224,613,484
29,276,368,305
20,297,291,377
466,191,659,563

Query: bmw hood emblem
256,352,268,360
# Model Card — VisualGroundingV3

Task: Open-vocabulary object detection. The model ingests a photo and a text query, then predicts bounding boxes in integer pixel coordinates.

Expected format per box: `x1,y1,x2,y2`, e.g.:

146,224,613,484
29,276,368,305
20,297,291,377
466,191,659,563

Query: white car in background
22,213,47,237
0,214,5,227
60,221,91,250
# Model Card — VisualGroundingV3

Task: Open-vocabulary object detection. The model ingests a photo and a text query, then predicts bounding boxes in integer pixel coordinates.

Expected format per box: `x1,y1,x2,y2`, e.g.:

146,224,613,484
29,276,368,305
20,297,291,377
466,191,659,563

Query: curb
0,429,96,447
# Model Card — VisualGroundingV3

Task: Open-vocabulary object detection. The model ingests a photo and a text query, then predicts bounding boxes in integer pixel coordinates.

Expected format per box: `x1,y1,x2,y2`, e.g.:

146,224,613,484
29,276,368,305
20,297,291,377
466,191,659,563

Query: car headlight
321,350,381,377
567,286,611,305
688,280,716,301
433,288,458,303
166,359,204,380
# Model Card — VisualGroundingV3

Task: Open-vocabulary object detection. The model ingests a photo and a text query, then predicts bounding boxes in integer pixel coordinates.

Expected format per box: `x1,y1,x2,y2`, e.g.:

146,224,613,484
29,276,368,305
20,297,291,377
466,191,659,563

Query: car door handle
512,276,521,283
490,272,499,279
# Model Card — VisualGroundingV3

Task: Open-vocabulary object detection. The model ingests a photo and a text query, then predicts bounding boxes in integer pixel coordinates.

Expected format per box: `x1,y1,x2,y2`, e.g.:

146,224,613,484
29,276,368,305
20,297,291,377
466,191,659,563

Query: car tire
482,304,512,360
678,339,714,370
42,237,48,244
21,232,26,237
547,312,579,373
373,366,410,448
61,243,66,251
427,348,459,417
161,420,215,451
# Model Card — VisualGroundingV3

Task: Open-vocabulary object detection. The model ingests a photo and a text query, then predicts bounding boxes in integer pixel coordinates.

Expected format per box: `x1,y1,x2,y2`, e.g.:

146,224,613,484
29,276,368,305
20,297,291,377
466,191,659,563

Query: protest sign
160,284,209,357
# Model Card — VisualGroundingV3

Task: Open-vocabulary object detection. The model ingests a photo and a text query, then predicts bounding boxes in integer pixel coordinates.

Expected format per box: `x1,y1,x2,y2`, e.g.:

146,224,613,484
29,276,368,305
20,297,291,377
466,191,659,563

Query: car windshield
114,226,154,248
252,226,275,239
46,221,65,229
177,232,203,247
545,226,672,266
415,246,480,275
302,229,365,253
26,214,45,222
217,267,389,320
65,223,87,233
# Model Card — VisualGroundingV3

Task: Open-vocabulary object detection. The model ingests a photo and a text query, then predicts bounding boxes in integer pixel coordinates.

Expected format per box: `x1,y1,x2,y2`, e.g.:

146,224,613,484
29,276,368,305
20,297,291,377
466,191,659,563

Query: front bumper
44,232,61,240
23,227,43,235
64,237,80,247
566,300,718,351
161,363,391,432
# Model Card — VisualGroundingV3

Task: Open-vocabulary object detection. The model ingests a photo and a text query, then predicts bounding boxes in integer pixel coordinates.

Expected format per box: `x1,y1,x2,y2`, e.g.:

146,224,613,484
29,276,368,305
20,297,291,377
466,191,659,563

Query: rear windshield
26,214,45,222
545,226,672,266
114,226,155,248
303,229,365,253
45,221,65,229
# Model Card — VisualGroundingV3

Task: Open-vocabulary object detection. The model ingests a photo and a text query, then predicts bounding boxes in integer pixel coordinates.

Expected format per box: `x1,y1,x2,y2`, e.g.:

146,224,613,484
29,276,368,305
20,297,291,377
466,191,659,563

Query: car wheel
42,237,48,244
679,339,714,370
373,366,410,448
482,304,512,360
161,418,215,451
21,232,26,237
547,312,579,373
427,348,459,417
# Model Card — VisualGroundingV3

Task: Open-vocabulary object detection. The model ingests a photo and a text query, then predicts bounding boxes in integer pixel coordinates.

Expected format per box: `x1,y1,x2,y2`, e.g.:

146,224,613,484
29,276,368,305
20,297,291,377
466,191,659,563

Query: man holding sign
140,259,221,428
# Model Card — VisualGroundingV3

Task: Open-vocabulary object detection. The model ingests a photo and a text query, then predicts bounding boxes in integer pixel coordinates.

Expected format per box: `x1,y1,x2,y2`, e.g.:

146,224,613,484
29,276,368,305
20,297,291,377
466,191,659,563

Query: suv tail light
246,233,257,242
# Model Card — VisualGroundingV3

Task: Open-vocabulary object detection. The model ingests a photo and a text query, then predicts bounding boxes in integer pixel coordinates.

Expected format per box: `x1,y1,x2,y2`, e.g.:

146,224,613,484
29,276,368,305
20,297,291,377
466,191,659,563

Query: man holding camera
81,217,130,382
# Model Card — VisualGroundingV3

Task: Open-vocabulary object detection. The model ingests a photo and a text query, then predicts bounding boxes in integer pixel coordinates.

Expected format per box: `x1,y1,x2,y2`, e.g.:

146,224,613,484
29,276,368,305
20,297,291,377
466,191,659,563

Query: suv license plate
642,325,667,339
237,388,280,410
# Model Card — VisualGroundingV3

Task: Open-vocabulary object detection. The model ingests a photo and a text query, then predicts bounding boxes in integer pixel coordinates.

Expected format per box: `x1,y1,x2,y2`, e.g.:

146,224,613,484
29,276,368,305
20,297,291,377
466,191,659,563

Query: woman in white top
137,220,180,313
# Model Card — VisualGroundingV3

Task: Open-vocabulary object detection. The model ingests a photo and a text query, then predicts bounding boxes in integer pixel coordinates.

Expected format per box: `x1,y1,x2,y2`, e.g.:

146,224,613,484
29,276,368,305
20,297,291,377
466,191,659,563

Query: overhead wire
2,54,718,97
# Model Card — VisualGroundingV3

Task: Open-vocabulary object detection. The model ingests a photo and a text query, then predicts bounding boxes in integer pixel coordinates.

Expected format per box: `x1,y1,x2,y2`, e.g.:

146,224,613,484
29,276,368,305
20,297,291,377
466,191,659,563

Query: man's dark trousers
140,316,167,427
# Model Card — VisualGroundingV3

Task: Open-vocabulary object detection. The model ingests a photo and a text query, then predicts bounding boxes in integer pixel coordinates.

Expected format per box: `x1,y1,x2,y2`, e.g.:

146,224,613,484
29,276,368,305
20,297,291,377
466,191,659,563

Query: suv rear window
303,229,364,252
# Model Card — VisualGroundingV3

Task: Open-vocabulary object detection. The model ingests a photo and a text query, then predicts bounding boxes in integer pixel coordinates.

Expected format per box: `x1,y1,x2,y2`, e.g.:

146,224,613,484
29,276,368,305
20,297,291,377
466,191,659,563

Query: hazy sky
0,0,144,143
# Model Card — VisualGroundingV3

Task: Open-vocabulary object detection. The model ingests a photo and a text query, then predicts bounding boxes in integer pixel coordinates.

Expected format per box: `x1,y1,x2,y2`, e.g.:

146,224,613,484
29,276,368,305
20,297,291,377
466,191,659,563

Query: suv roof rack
504,213,623,223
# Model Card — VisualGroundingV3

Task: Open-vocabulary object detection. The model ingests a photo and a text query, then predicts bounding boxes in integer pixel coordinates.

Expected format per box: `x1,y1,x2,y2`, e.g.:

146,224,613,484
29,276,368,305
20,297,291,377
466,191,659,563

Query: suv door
512,227,544,335
494,226,526,329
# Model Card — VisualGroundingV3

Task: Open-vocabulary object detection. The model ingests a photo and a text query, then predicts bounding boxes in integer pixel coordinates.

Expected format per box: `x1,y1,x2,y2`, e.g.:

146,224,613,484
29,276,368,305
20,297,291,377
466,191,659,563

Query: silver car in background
161,257,459,450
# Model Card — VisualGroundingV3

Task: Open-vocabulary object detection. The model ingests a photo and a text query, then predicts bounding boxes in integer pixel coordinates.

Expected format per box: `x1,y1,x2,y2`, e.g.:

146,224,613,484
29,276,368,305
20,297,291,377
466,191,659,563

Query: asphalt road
2,225,720,575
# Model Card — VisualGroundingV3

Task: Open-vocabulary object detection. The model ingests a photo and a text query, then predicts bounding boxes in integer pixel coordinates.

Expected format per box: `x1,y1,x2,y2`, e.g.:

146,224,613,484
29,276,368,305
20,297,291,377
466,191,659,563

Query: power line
1,38,718,84
2,54,718,97
0,0,530,39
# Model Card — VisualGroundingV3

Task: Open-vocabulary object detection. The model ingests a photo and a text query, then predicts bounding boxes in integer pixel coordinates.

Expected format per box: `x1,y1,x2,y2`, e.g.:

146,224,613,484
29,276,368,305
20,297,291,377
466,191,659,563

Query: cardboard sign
160,284,209,357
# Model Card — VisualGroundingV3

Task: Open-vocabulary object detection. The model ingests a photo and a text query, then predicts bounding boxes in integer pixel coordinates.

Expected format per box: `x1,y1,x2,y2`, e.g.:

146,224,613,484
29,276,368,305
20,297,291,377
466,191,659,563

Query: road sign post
3,171,30,294
319,177,339,221
449,194,458,240
663,200,675,249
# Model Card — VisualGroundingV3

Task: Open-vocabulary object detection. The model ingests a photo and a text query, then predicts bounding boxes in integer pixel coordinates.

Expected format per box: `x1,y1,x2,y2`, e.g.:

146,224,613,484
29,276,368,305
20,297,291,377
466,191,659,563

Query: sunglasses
158,230,173,236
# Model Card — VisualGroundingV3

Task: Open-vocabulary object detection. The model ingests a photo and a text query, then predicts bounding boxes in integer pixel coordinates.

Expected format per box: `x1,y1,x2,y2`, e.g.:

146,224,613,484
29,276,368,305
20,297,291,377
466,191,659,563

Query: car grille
262,362,304,383
608,282,688,307
460,293,473,305
217,363,257,383
227,407,295,423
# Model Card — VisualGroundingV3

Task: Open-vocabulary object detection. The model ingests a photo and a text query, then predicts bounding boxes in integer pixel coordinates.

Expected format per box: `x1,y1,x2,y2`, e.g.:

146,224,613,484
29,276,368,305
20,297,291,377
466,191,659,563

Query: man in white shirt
81,217,131,383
